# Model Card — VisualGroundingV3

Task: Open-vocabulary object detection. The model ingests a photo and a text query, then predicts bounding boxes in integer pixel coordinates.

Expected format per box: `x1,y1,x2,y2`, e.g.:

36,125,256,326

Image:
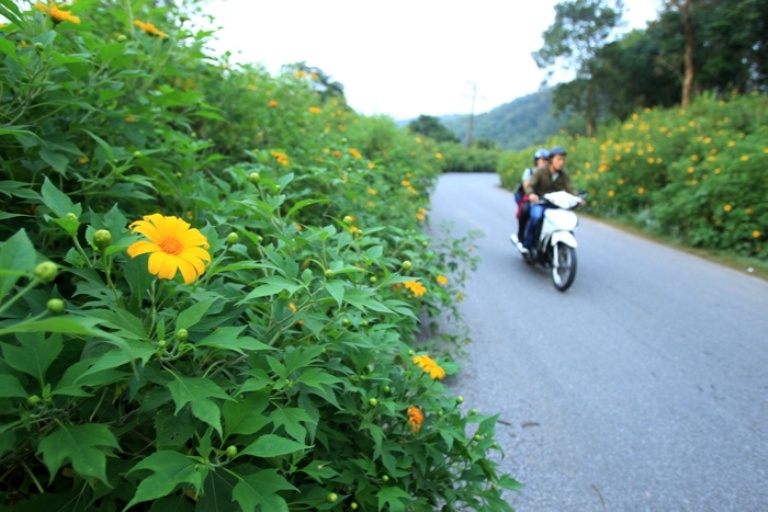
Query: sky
200,0,661,121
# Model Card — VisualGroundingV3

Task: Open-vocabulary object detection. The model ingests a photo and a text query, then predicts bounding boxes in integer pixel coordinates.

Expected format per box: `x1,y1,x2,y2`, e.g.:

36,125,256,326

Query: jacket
524,165,576,196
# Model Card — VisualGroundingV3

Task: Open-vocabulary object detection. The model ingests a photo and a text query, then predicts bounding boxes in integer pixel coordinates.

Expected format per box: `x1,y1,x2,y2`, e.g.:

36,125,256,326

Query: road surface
427,172,768,512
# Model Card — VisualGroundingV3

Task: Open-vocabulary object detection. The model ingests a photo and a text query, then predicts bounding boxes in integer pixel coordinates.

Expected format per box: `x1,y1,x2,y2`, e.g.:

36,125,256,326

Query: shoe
510,235,529,254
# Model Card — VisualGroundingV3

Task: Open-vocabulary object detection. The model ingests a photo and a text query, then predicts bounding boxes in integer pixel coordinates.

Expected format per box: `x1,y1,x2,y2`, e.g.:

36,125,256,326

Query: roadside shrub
0,1,519,510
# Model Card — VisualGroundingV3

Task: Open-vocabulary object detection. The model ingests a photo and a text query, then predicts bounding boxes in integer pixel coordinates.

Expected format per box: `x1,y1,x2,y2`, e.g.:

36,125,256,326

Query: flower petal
181,246,211,264
127,240,160,258
176,257,198,284
148,251,178,280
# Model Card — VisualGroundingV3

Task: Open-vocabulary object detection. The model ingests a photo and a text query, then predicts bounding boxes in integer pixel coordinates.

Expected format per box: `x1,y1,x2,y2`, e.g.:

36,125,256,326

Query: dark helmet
549,146,567,158
533,148,549,163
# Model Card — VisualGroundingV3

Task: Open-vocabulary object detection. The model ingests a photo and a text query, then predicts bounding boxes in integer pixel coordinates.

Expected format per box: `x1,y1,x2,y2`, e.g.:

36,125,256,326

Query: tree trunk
678,0,695,107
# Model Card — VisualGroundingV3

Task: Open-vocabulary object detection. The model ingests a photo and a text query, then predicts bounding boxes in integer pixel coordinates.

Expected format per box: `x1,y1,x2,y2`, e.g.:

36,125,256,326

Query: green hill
442,88,564,151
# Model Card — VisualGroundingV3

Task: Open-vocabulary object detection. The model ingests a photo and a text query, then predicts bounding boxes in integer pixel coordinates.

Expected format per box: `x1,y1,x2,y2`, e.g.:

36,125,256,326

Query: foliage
436,143,501,174
533,0,626,135
498,93,768,259
0,1,519,511
441,90,564,152
407,115,459,144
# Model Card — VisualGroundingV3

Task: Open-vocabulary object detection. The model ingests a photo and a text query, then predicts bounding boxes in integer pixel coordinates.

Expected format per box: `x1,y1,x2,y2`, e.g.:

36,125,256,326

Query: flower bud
133,150,142,158
46,298,65,315
326,493,338,503
381,475,390,482
34,262,58,284
65,212,79,222
226,445,238,458
93,229,112,249
226,232,239,244
248,172,260,184
324,269,335,278
27,395,42,406
116,34,127,42
176,328,188,342
369,275,377,283
401,260,412,270
350,503,359,510
34,42,45,54
343,215,354,225
456,396,464,404
157,339,168,349
368,398,378,407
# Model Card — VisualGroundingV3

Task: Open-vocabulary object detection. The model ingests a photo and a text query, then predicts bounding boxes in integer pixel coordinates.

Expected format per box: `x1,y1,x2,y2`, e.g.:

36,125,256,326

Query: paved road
427,173,768,512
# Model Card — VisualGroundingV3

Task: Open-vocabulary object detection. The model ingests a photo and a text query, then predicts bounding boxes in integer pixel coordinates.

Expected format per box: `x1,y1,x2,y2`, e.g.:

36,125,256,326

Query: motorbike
510,191,584,292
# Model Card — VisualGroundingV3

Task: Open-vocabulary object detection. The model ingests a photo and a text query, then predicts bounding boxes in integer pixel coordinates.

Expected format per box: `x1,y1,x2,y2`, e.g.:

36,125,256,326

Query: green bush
437,142,501,173
0,1,519,510
497,94,768,259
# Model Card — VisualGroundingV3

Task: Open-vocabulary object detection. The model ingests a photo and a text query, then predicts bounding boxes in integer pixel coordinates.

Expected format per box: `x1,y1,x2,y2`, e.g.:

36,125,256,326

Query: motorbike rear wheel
551,242,577,292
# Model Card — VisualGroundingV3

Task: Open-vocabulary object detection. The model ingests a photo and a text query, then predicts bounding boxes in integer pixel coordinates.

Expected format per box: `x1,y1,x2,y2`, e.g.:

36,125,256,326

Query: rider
515,148,550,243
522,145,583,252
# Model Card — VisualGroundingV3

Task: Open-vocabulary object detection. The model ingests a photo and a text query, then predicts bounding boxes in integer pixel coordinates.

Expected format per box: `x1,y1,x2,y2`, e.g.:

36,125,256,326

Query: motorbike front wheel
551,242,577,292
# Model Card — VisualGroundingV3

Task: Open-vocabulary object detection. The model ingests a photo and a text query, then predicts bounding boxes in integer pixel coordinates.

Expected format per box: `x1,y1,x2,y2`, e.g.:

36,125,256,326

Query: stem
20,459,45,494
0,278,41,317
71,235,93,268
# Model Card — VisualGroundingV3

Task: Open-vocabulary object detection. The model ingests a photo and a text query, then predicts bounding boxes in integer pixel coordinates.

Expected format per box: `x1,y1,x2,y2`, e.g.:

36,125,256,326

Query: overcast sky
201,0,661,120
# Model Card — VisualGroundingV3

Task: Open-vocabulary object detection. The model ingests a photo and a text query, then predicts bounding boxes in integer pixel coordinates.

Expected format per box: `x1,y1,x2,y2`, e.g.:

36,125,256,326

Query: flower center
159,236,183,255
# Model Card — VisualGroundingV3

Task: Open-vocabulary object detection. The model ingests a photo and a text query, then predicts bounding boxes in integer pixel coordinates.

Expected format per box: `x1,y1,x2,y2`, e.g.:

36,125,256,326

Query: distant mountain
441,89,564,151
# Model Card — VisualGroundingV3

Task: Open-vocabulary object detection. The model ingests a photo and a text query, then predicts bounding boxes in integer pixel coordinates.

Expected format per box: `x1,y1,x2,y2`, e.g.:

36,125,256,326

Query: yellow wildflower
349,148,362,159
435,152,443,160
127,214,211,284
308,106,321,114
404,280,426,298
638,187,645,195
268,100,279,108
723,204,732,212
407,406,424,433
753,230,761,239
412,355,445,380
401,180,411,187
134,20,166,38
436,275,448,286
740,155,749,161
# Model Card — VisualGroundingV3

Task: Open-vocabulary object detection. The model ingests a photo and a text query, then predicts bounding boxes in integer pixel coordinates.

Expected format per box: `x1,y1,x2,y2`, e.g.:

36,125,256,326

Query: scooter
510,191,584,292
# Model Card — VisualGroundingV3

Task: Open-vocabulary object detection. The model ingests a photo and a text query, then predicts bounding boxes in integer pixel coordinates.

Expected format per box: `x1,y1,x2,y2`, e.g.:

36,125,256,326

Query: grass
583,213,768,282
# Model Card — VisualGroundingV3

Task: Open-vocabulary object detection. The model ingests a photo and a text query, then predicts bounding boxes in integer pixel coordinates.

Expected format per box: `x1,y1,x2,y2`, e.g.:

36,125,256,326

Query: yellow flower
416,213,425,221
746,208,753,215
608,190,615,197
753,230,761,239
723,204,732,212
127,214,211,284
268,100,279,108
687,167,695,173
455,292,464,301
308,106,321,114
407,406,424,433
367,162,375,169
79,156,89,164
247,84,257,91
404,280,426,297
124,116,136,122
638,187,645,195
435,152,443,160
288,302,297,313
727,140,736,147
134,20,166,38
401,180,411,187
50,4,81,24
294,70,307,78
740,155,749,161
367,187,377,195
436,275,448,286
349,148,362,159
647,157,655,164
412,355,445,380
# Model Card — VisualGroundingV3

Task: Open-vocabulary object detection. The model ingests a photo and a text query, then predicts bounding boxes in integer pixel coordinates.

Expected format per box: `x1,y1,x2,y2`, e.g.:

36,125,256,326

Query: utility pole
465,81,477,148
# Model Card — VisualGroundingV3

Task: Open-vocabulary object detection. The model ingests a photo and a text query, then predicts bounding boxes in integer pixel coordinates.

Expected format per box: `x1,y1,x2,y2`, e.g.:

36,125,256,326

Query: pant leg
525,204,545,247
518,200,530,238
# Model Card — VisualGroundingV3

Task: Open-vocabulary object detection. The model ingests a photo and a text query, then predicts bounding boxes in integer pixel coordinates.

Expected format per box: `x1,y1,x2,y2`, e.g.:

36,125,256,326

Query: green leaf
238,275,302,303
231,468,295,512
154,407,196,450
168,374,231,436
0,229,35,302
324,281,344,307
1,332,63,382
0,316,103,337
175,297,219,331
37,423,119,485
196,326,271,354
125,451,207,509
0,36,16,59
241,434,308,458
222,391,271,437
0,374,27,397
40,176,81,219
377,486,412,512
269,406,316,443
39,148,69,174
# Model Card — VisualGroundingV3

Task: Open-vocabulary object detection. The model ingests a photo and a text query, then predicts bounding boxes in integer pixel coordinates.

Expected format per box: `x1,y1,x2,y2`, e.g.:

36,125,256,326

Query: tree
407,115,460,143
532,0,626,135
